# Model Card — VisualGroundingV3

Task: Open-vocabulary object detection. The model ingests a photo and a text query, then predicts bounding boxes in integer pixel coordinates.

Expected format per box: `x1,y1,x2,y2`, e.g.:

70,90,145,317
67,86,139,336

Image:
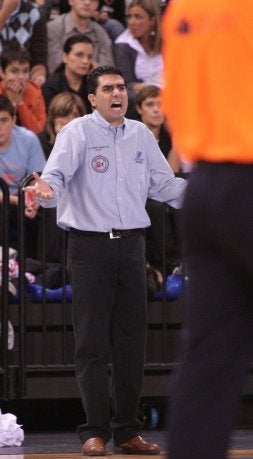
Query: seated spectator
38,91,86,158
91,0,125,41
0,95,46,256
99,0,126,26
42,34,94,112
37,91,86,262
35,0,53,20
114,0,163,118
136,85,182,172
0,43,47,134
134,85,182,275
136,85,171,156
0,0,48,87
58,0,127,26
47,0,114,75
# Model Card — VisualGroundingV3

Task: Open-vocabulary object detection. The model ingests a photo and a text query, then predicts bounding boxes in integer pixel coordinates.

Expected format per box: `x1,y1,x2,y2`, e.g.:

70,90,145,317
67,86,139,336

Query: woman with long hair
114,0,163,95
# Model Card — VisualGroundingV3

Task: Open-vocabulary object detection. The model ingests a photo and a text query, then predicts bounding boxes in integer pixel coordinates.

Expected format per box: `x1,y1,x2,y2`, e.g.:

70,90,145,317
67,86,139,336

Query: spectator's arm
29,12,48,71
95,27,114,66
0,0,19,30
47,21,63,75
17,90,47,134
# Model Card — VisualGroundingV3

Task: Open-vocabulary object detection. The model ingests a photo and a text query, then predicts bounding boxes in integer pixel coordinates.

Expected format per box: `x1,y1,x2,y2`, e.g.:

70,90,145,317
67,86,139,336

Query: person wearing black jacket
42,34,94,113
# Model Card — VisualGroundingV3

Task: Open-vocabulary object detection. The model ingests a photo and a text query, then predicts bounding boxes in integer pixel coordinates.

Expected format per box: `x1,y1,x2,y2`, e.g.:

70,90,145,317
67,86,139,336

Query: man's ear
88,94,96,108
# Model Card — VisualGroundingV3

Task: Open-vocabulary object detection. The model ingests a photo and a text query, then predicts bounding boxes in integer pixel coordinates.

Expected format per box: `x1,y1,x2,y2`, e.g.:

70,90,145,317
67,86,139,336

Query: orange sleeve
17,82,47,134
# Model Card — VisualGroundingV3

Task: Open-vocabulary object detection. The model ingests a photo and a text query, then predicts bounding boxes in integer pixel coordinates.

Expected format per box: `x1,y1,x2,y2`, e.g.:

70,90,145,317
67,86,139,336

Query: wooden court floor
0,452,253,459
0,431,253,459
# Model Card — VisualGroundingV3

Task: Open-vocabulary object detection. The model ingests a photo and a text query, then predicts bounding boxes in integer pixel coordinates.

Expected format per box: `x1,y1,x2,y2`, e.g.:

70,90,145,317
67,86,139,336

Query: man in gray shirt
26,65,186,456
47,0,114,74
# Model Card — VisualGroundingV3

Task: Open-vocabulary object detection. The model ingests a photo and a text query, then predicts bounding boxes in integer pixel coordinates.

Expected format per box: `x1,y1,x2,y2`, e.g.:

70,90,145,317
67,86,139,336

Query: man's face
69,0,98,20
88,74,128,126
0,110,15,150
0,60,30,91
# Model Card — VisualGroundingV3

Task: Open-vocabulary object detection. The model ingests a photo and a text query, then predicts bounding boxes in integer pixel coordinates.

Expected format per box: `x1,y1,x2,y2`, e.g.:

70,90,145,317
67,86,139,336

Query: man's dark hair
0,95,16,117
0,43,31,71
87,65,125,94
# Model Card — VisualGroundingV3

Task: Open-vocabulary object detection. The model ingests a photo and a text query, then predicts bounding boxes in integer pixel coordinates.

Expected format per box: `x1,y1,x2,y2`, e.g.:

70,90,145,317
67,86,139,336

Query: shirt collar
92,110,126,135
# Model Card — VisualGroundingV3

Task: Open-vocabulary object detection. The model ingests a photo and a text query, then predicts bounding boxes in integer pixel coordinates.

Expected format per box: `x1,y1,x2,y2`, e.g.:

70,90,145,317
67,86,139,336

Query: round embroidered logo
92,155,109,173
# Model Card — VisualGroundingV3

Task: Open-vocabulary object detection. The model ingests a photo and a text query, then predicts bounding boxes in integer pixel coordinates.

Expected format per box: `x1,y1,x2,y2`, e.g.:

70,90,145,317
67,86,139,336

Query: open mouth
111,102,122,109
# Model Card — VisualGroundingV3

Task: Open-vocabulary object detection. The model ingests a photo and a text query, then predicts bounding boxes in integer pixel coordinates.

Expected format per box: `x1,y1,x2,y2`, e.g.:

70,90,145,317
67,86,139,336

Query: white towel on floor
0,411,24,446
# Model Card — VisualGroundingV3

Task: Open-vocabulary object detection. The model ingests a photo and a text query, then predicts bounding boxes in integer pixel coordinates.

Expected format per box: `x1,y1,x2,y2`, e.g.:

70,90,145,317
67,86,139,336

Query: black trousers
168,162,253,459
67,230,147,445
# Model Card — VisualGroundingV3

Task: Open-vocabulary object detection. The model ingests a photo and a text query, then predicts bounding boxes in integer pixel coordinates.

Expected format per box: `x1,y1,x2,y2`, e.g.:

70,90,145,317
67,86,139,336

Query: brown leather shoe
114,435,160,455
82,437,107,456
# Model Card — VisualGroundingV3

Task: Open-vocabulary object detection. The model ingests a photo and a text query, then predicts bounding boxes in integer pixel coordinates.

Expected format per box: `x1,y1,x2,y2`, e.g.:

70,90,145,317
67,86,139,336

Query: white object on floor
0,411,24,447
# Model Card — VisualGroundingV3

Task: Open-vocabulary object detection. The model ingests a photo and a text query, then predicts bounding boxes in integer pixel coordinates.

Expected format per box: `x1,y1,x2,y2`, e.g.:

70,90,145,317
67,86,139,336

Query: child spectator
0,43,47,134
0,95,46,255
38,91,86,158
37,92,86,263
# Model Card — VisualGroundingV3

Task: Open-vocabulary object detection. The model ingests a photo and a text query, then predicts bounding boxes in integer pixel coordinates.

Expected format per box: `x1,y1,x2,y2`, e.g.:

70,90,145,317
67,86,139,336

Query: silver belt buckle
109,230,120,239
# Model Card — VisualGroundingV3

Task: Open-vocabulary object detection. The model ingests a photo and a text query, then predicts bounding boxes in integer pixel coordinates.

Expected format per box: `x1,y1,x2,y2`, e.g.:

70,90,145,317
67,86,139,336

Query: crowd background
0,0,183,294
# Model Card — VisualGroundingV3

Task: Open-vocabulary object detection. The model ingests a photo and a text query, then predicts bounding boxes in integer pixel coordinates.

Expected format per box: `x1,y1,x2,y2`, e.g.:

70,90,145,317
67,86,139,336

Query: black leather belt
70,228,145,239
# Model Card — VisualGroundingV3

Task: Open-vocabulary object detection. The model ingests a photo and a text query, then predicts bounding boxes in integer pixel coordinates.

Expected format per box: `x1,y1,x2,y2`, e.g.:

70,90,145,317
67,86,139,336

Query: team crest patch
92,155,109,173
135,151,144,164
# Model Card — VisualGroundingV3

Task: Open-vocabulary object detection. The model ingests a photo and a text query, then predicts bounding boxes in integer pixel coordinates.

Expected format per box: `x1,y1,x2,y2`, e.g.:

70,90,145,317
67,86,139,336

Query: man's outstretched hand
23,172,54,199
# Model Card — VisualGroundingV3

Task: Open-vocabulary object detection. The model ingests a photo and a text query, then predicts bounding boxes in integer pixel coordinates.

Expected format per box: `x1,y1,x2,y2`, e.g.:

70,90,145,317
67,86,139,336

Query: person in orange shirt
0,43,46,134
162,1,253,458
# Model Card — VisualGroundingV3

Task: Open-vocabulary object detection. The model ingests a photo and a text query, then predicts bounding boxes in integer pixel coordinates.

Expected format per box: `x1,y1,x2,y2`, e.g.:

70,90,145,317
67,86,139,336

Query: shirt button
118,197,122,201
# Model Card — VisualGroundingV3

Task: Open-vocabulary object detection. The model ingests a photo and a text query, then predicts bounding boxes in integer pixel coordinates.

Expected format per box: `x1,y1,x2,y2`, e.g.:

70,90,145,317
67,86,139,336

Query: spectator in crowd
135,85,172,162
135,86,181,274
47,0,114,75
114,0,163,98
0,95,45,255
0,43,47,134
99,0,126,26
42,34,94,113
90,0,125,41
135,85,181,275
38,91,86,158
35,0,53,20
25,65,186,457
0,0,48,87
58,0,126,26
37,91,86,263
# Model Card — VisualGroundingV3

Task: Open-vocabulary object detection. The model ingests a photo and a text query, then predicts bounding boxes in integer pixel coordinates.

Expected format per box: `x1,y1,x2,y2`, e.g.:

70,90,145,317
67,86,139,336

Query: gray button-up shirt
40,111,186,231
47,13,114,75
